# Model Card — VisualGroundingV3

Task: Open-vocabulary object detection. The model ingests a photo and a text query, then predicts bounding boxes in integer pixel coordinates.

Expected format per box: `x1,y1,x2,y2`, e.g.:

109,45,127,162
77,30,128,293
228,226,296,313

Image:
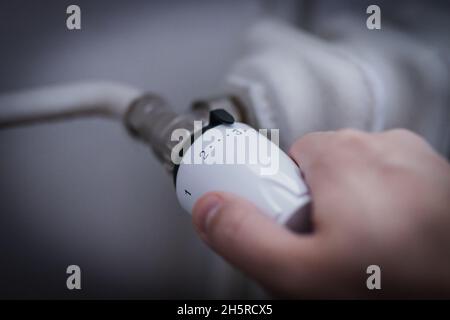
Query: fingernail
194,195,222,234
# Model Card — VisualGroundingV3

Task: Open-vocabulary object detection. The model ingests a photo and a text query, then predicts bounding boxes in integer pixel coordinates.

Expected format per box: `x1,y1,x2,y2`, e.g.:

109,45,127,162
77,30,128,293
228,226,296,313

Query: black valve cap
209,109,235,127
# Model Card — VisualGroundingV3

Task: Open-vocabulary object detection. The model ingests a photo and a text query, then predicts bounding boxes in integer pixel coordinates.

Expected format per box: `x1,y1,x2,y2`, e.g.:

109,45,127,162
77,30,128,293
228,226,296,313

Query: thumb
192,191,316,293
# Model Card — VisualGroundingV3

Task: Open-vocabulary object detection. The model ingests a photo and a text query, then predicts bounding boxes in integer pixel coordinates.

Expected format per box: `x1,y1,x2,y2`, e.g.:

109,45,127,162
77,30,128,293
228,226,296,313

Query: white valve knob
175,110,311,232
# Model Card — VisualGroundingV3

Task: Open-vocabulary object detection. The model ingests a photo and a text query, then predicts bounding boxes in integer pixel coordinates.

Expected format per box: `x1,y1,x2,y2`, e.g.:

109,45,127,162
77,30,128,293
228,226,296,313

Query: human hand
192,129,450,298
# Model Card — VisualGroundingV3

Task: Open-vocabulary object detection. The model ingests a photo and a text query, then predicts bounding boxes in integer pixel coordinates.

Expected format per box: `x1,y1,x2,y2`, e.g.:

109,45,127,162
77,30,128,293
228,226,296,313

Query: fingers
376,129,435,154
288,129,374,227
288,131,335,172
289,129,430,176
192,192,317,293
289,129,371,175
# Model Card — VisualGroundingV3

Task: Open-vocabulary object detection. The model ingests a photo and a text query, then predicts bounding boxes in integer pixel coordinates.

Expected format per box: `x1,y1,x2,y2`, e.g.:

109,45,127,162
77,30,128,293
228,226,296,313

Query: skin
192,129,450,298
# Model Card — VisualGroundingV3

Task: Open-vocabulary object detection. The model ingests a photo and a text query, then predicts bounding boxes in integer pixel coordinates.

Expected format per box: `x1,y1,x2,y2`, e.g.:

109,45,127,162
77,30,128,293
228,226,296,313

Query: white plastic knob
175,121,311,231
